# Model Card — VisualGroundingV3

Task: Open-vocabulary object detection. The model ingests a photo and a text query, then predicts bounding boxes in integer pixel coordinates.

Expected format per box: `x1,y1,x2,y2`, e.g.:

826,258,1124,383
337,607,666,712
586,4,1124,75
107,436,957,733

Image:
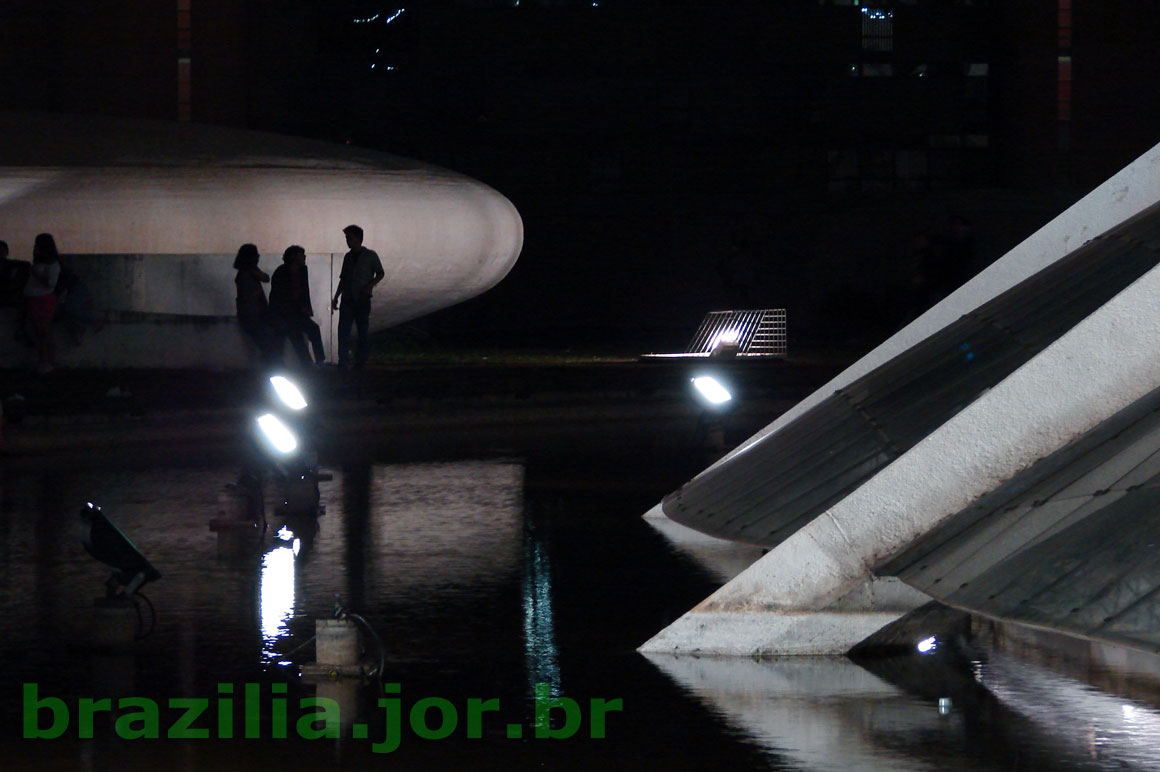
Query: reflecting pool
2,438,1159,771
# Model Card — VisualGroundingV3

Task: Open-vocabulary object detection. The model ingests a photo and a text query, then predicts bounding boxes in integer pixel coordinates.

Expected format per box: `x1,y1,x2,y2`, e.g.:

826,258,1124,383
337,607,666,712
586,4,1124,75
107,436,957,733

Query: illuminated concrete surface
0,112,523,368
879,385,1160,654
641,505,926,655
642,140,1160,656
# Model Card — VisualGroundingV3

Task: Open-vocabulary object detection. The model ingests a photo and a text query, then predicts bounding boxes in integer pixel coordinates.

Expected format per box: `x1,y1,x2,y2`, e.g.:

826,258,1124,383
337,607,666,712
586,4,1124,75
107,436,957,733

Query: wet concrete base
638,608,916,657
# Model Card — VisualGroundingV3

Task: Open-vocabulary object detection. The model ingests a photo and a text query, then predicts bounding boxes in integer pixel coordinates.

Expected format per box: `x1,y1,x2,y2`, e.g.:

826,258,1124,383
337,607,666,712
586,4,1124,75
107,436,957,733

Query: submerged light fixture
917,635,938,654
80,502,162,597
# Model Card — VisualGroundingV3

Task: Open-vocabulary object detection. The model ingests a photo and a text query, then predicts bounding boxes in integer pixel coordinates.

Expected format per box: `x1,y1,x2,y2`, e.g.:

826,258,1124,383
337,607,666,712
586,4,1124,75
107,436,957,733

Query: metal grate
685,309,787,357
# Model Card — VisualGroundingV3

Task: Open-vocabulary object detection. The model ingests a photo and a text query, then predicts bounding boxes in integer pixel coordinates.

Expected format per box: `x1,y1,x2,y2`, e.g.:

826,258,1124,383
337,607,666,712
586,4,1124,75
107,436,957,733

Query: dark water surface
3,429,1160,771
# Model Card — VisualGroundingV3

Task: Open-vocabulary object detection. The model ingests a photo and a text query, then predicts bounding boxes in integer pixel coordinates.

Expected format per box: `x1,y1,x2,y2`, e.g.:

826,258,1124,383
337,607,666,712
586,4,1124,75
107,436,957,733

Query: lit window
861,7,894,53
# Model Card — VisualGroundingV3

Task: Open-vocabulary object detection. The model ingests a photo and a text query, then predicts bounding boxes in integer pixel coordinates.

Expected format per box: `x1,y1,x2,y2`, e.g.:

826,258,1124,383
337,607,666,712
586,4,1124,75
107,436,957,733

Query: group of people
0,225,383,373
1,232,95,374
234,224,384,369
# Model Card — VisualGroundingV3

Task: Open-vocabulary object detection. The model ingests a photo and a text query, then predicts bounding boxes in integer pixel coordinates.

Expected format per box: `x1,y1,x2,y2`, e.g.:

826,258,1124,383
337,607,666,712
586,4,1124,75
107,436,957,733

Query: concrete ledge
639,577,929,656
640,652,900,696
637,609,912,657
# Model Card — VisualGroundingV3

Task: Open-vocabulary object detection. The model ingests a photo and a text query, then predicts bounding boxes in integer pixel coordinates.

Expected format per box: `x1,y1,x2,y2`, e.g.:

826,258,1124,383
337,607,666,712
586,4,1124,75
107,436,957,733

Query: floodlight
709,328,741,358
269,375,307,411
257,413,299,455
917,635,938,654
692,376,732,406
713,329,738,346
80,502,162,597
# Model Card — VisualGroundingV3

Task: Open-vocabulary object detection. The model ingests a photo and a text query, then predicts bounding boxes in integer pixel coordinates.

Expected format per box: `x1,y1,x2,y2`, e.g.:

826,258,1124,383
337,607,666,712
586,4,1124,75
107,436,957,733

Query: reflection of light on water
981,653,1160,769
367,461,524,596
523,529,561,699
260,545,296,665
642,655,935,772
275,527,302,556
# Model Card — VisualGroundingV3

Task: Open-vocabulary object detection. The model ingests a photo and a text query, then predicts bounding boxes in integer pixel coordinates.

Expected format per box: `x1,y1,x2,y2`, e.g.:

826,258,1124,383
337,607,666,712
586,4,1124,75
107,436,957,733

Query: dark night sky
309,1,1160,352
4,0,1160,353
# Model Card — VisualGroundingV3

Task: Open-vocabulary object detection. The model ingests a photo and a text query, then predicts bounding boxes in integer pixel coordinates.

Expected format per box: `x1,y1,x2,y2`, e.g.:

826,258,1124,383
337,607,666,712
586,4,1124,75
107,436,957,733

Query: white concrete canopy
0,112,523,368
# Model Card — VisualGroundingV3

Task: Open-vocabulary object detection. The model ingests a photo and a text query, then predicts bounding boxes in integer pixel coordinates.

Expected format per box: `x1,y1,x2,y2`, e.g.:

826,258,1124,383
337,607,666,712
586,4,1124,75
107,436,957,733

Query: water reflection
523,512,562,697
645,655,934,771
259,544,297,666
976,651,1160,770
647,644,1160,771
0,460,526,701
366,461,524,591
7,452,1160,771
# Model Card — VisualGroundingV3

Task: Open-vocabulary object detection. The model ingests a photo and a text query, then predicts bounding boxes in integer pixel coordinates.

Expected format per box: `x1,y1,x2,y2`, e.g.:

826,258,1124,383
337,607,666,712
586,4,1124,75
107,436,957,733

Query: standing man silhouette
331,224,385,369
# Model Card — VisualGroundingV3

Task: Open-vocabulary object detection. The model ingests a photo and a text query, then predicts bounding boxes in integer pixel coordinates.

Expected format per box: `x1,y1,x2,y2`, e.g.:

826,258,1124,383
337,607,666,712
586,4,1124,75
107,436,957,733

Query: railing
685,309,787,357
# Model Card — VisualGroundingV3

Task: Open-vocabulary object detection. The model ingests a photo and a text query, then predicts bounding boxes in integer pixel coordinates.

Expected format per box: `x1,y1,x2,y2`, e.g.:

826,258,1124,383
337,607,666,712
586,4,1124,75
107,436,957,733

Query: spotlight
269,375,307,411
916,635,938,654
709,329,741,359
255,374,311,459
691,375,733,406
256,413,299,455
246,372,324,530
80,502,162,597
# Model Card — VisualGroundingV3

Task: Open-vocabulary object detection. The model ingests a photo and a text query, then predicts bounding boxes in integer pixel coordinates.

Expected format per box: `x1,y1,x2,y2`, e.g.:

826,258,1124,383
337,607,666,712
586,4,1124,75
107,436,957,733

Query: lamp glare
257,413,298,454
693,376,732,404
270,375,308,411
